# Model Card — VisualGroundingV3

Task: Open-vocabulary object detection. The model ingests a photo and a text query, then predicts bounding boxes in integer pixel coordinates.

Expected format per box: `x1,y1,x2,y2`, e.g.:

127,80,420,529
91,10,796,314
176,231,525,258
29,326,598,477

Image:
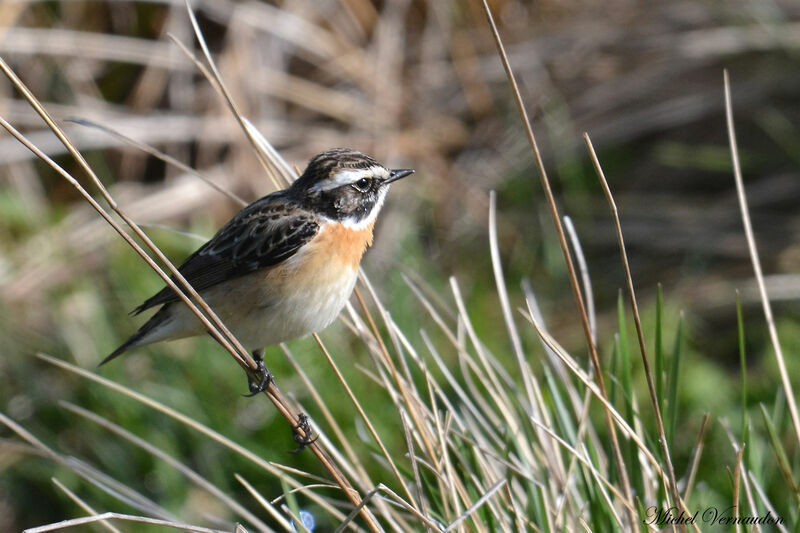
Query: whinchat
103,148,414,394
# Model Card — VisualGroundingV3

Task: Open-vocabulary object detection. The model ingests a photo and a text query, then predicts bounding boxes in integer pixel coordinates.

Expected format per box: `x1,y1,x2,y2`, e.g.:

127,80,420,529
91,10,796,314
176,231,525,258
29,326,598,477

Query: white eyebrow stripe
310,166,388,191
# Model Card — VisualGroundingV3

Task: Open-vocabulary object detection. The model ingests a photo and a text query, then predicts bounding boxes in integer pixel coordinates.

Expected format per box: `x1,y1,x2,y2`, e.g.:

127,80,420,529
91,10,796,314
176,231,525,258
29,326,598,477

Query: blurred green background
2,0,800,530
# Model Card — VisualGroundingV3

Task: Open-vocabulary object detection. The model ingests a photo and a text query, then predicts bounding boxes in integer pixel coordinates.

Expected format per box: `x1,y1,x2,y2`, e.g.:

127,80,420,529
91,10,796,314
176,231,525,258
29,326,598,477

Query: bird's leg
289,413,318,454
243,348,273,397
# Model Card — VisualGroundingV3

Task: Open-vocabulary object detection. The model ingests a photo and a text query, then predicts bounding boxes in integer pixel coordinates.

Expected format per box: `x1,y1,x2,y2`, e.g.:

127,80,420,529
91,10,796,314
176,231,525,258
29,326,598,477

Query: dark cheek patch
308,188,377,222
334,190,360,212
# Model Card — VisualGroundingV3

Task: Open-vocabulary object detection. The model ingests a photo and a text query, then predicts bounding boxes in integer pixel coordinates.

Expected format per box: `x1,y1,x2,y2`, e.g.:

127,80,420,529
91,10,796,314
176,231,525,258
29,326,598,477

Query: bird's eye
352,177,371,193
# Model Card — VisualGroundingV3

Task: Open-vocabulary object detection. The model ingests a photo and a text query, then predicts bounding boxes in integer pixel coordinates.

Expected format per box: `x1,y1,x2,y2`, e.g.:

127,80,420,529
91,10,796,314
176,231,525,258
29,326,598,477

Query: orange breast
263,220,375,290
310,220,375,268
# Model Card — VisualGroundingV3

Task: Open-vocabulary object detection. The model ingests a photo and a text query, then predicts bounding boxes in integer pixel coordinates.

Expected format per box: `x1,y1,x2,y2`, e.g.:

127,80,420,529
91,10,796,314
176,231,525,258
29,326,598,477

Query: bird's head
291,148,414,228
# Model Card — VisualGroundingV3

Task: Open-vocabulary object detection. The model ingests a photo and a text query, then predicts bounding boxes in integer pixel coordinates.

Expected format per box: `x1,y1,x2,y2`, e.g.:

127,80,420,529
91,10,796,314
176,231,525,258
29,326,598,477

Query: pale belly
218,265,360,349
163,256,360,350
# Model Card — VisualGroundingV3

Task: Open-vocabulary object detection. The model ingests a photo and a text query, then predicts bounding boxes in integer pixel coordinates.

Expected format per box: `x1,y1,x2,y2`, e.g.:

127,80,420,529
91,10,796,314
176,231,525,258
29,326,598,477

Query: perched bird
102,148,414,394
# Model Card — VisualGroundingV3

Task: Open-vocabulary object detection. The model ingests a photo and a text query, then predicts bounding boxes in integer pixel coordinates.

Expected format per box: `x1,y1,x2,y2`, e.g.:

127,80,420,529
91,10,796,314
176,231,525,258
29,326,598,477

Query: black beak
384,168,415,184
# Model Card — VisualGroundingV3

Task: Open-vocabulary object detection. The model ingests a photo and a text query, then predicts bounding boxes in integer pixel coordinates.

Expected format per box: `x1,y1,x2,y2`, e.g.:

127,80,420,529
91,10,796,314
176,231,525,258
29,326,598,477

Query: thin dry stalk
443,479,507,532
352,284,439,469
399,412,430,533
563,216,597,344
733,446,744,533
279,359,412,531
488,191,547,422
182,0,286,190
583,133,683,509
722,425,764,532
477,2,635,524
489,192,563,499
59,402,272,532
234,475,295,532
23,513,235,533
526,417,631,513
683,414,711,502
747,472,790,533
280,346,375,487
724,70,800,444
50,478,122,533
67,118,248,206
311,332,418,511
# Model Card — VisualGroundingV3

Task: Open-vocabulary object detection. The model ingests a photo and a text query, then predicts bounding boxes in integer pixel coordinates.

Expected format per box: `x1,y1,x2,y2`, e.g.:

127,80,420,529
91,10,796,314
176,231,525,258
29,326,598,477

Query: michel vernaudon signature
643,506,785,527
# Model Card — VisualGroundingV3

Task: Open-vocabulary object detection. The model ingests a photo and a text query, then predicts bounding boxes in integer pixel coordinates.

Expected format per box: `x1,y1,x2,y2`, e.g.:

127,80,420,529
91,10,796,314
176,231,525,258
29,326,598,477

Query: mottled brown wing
132,192,319,314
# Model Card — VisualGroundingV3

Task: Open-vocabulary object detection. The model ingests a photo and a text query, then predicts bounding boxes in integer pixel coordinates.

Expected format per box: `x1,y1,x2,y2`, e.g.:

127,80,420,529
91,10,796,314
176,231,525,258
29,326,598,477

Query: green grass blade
758,404,800,510
655,284,664,411
736,292,750,463
665,313,684,445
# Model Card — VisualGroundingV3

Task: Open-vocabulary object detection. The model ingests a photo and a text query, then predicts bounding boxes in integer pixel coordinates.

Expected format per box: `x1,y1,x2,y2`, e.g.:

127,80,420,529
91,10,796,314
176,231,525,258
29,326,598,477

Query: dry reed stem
0,411,174,525
443,479,507,532
478,0,635,525
489,193,564,501
50,478,122,533
59,402,272,532
683,413,711,502
33,356,350,524
234,475,295,532
733,446,744,532
724,70,800,445
353,281,440,470
280,347,376,488
523,312,668,480
399,412,431,533
563,216,597,344
747,472,790,533
67,118,248,206
310,331,417,510
22,513,232,533
583,133,683,509
182,0,286,191
488,191,546,421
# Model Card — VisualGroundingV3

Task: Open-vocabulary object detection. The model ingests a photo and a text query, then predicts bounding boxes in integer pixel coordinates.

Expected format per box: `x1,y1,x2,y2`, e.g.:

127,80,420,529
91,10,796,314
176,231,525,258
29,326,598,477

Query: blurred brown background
1,1,800,527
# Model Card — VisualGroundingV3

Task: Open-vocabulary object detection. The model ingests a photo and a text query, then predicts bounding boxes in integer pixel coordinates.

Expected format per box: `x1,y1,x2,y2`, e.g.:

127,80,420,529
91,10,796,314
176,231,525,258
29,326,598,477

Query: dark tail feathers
100,307,170,366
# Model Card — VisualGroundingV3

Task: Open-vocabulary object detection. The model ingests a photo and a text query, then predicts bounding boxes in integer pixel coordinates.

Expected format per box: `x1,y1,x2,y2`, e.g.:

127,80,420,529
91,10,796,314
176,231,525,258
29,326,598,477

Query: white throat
339,186,389,230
